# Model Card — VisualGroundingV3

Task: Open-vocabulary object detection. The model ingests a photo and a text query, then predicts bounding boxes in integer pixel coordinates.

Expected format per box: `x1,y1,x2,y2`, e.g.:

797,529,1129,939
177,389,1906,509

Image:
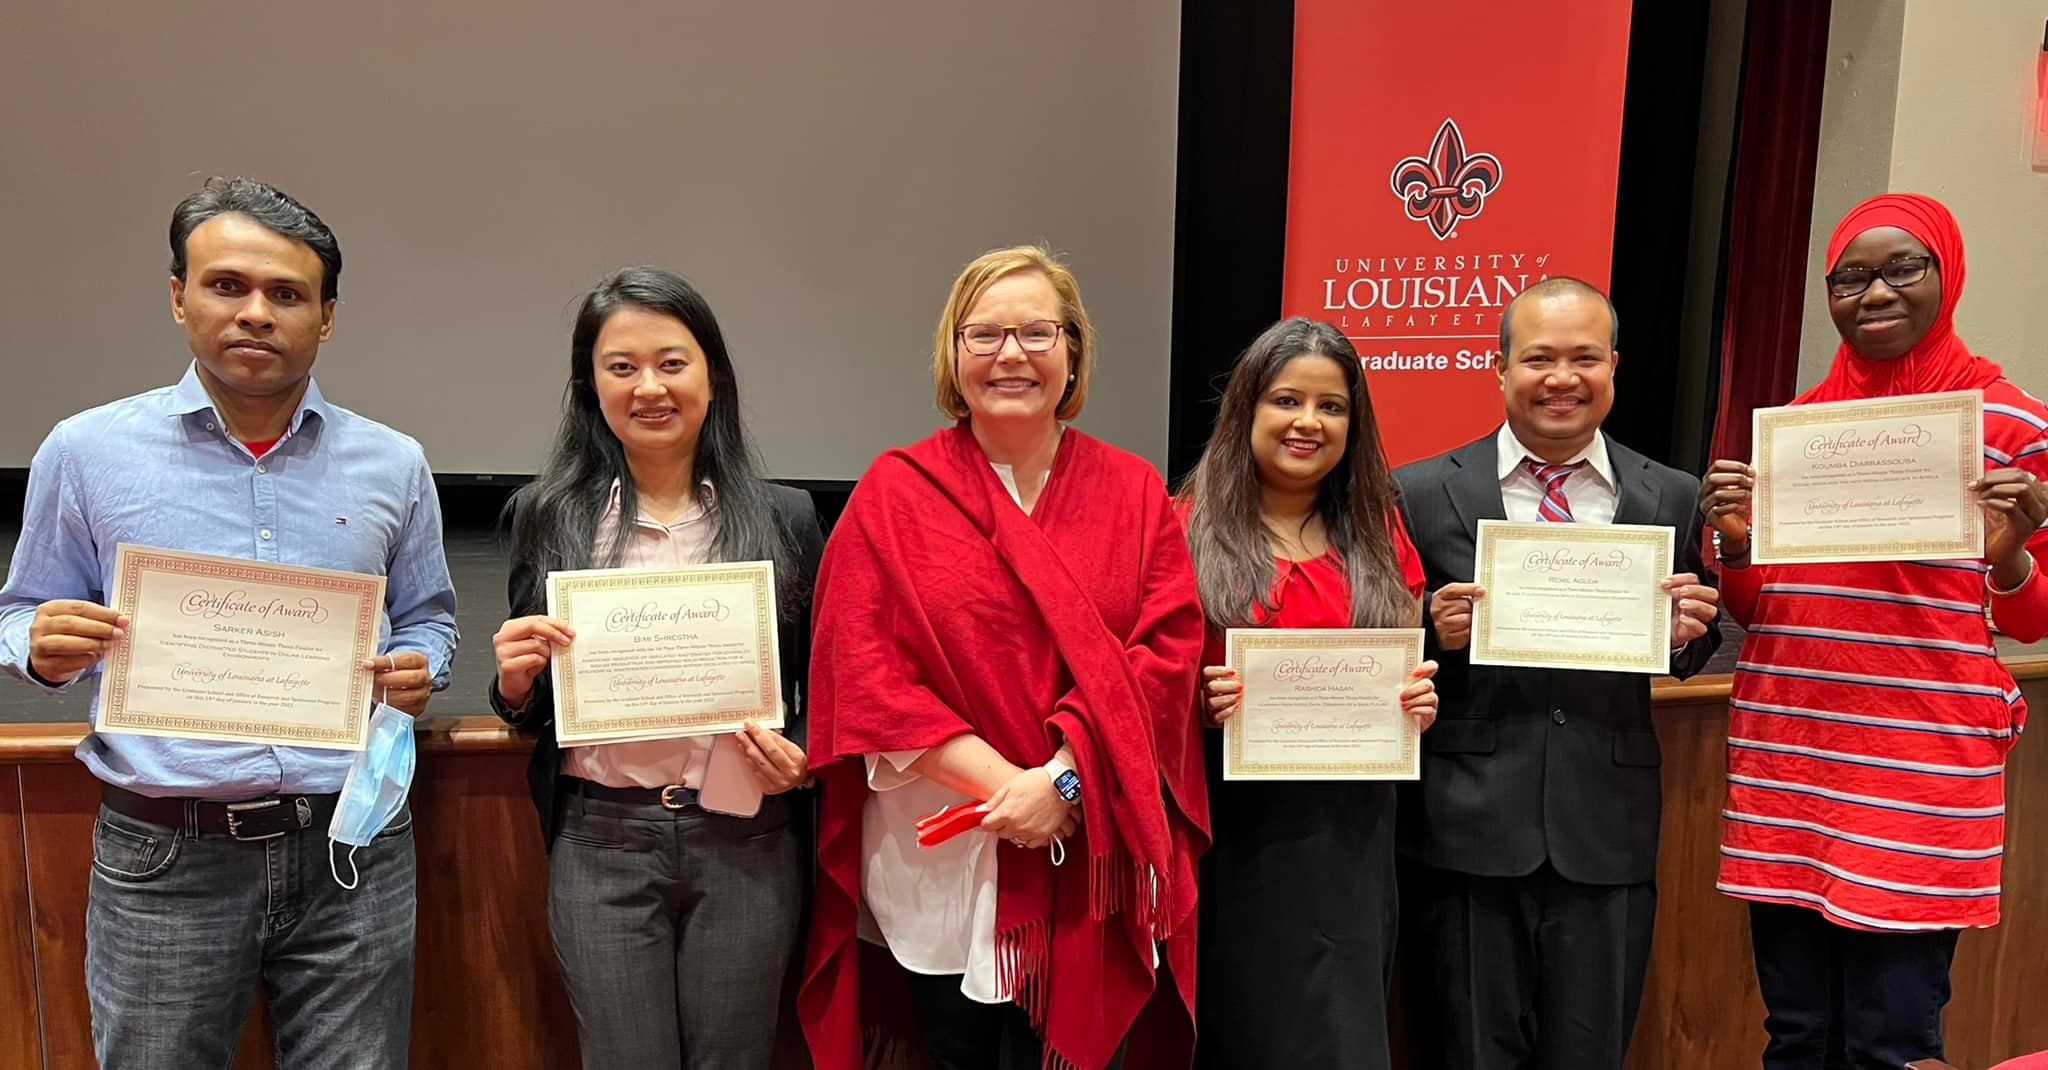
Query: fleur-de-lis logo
1389,119,1503,241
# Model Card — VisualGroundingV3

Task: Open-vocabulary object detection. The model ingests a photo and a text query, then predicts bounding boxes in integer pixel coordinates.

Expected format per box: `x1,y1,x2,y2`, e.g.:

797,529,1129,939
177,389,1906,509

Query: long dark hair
506,267,796,613
1178,317,1415,629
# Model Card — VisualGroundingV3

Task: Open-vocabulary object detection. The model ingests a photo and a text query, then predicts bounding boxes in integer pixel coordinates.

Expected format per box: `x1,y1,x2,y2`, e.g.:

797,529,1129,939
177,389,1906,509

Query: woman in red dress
1178,317,1439,1069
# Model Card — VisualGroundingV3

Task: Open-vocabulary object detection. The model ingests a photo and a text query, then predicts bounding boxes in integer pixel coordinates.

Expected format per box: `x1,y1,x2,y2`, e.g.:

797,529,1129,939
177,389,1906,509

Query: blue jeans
85,802,418,1070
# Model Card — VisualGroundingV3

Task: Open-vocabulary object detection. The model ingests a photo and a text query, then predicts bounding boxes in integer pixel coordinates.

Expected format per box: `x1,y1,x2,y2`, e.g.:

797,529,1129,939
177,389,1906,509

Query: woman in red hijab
1700,193,2048,1067
799,246,1208,1070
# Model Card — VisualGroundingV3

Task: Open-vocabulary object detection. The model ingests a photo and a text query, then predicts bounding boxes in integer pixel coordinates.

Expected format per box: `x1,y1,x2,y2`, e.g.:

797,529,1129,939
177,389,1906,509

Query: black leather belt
560,775,698,810
101,784,339,841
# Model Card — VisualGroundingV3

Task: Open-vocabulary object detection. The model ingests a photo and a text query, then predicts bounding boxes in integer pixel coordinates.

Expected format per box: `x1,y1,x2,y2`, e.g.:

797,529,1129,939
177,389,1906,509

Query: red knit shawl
798,424,1209,1070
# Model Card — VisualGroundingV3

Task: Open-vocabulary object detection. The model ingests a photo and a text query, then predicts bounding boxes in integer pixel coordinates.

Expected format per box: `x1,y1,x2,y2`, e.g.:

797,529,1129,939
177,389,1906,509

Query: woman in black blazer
487,267,823,1070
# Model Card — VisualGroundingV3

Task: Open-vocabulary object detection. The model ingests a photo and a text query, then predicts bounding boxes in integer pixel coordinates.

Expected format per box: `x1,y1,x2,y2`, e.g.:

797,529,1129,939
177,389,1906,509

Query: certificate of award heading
1470,520,1674,674
546,561,782,745
1222,628,1422,781
1751,390,1984,565
96,544,385,750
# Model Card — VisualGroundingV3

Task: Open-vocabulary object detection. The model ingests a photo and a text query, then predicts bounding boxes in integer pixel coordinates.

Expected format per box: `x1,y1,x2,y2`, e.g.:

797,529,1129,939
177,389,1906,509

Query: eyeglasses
1825,255,1934,298
957,320,1065,356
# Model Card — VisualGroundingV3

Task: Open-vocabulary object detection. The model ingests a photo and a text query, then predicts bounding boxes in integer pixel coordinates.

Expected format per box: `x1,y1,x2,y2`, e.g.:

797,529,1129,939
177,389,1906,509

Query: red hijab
1799,192,2004,404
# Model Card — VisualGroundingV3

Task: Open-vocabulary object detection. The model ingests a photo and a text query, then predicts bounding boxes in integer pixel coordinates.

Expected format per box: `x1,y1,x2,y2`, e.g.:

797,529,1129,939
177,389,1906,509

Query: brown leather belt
560,775,699,811
101,784,340,841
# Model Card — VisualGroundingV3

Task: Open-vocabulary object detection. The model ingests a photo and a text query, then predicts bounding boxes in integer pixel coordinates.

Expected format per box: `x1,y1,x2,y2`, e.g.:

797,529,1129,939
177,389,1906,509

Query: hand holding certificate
1750,390,1983,564
1222,628,1423,781
1470,520,1675,674
546,561,781,745
97,545,386,750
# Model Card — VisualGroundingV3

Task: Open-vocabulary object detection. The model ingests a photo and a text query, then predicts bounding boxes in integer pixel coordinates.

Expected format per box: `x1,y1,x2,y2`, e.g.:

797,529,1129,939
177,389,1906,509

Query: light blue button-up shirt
0,364,459,799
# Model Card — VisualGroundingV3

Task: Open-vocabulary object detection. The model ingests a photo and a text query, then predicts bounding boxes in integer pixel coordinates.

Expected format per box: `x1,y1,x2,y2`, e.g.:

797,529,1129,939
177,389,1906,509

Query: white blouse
856,457,1047,1003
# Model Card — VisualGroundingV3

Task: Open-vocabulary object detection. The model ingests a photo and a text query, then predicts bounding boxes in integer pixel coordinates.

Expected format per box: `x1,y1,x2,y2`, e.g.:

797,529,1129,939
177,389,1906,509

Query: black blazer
489,483,827,846
1393,430,1720,886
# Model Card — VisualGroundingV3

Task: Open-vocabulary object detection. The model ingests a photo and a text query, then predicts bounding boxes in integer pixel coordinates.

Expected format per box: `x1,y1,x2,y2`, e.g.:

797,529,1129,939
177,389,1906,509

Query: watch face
1053,769,1081,801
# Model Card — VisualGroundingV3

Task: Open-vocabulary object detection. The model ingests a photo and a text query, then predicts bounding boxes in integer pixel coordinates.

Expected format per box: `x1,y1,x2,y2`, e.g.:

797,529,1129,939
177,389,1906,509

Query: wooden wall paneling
1626,695,1767,1068
232,1003,274,1068
407,747,579,1069
2,766,45,1069
1946,704,2048,1065
21,762,101,1070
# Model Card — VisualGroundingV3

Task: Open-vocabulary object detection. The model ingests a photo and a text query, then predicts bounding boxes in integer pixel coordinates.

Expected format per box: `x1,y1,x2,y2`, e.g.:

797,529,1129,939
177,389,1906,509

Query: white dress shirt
1494,422,1619,525
856,455,1052,1004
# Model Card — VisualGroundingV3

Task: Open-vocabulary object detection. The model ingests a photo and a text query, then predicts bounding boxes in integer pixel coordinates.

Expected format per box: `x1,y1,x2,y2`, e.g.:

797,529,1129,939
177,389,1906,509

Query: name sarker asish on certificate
1223,628,1423,781
1470,521,1674,675
546,561,782,746
97,544,385,750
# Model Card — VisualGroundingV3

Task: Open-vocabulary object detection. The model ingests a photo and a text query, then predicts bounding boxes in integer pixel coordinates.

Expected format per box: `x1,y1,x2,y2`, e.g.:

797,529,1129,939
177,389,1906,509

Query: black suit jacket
489,483,827,846
1393,430,1720,886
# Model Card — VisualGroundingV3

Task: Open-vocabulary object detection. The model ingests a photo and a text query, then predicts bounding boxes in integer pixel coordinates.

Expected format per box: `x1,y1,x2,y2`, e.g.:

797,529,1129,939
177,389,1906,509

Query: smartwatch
1044,757,1081,803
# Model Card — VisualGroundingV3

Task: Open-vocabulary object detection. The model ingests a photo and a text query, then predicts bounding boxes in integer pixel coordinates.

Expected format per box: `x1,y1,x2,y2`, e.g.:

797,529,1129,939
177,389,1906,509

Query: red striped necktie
1525,459,1587,523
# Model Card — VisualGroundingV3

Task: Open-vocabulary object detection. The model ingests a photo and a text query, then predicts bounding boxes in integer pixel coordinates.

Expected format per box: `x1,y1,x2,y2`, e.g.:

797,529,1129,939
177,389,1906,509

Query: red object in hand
914,801,991,849
2034,36,2048,172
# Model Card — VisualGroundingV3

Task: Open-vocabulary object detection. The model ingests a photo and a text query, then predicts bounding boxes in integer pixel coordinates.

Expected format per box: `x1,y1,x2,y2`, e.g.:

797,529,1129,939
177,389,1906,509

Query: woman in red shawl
799,245,1208,1070
1701,193,2048,1067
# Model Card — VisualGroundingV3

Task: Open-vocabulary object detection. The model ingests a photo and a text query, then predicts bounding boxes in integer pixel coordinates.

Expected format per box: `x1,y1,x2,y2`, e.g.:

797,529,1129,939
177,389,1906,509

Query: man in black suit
1394,276,1721,1069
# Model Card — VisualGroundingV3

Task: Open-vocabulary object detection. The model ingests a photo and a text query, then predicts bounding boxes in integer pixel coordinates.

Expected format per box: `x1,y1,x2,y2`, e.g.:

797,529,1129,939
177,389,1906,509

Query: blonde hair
931,245,1096,422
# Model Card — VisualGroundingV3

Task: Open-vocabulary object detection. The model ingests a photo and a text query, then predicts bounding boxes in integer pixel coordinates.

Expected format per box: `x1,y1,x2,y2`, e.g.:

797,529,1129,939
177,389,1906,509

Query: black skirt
1195,729,1400,1070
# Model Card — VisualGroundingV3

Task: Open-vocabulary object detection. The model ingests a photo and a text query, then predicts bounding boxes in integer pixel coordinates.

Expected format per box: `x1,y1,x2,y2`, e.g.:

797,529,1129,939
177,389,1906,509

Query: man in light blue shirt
0,177,457,1070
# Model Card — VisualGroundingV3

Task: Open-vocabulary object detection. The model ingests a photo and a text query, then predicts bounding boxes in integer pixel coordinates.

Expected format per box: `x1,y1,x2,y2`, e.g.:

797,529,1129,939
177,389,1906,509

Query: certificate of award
1470,520,1674,674
1222,628,1422,781
546,562,781,745
1751,390,1984,565
97,544,386,750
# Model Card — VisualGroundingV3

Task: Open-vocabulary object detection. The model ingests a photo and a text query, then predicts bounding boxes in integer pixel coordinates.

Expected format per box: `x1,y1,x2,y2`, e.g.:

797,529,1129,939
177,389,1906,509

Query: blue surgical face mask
329,701,417,889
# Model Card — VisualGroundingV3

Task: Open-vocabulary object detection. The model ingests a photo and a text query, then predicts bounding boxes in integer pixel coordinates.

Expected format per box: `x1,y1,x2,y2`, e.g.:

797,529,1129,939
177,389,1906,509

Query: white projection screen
0,1,1181,478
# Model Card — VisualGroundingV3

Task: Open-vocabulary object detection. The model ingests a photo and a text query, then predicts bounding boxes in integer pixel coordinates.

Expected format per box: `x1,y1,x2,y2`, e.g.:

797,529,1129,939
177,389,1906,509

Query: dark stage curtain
1705,0,1834,466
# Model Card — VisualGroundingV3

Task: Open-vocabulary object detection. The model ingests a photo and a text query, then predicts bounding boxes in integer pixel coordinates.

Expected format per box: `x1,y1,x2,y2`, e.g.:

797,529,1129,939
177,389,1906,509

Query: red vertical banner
1280,0,1634,466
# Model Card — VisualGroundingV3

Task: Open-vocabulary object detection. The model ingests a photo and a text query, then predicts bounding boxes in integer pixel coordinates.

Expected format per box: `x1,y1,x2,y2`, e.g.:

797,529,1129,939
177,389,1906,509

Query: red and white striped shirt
1718,380,2048,930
